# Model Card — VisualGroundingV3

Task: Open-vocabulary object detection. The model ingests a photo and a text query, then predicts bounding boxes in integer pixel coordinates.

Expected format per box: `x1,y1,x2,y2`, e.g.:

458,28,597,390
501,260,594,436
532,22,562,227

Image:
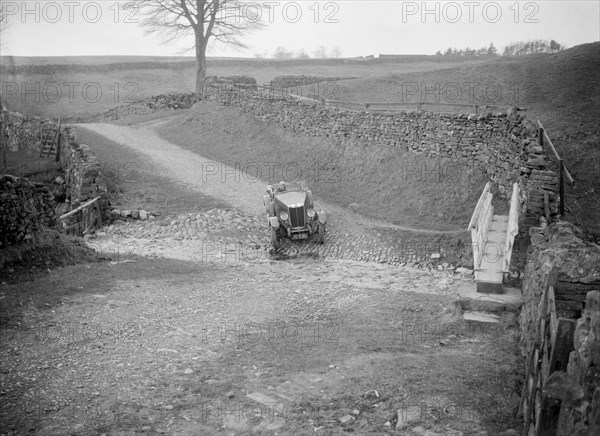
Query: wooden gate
59,196,103,236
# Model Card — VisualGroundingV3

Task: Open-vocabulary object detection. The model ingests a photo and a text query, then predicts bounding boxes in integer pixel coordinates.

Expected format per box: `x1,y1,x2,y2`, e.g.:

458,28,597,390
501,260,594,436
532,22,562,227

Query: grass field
0,56,488,118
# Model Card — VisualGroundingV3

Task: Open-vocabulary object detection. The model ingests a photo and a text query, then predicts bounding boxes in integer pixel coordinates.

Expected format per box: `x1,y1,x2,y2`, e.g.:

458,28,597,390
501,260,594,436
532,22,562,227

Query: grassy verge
157,102,486,231
0,229,99,286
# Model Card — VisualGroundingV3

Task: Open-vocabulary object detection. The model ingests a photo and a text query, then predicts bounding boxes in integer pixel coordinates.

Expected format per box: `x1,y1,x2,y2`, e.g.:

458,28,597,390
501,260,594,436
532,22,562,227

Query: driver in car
275,181,286,193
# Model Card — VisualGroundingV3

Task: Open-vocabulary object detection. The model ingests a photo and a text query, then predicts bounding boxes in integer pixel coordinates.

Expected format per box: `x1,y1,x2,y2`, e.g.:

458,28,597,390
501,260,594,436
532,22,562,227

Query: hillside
328,43,600,128
318,43,600,234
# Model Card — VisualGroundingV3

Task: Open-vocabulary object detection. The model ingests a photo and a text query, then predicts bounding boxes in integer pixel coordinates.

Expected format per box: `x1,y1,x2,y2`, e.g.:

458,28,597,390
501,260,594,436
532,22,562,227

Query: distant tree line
256,46,343,59
501,39,564,55
436,40,564,57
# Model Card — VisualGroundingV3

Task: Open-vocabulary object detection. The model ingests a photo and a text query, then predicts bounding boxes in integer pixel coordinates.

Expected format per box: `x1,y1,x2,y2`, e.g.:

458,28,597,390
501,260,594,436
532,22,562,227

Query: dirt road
0,121,521,435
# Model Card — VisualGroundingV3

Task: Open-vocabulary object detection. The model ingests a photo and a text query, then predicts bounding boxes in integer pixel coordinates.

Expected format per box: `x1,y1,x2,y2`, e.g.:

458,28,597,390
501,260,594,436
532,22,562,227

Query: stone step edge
463,310,501,323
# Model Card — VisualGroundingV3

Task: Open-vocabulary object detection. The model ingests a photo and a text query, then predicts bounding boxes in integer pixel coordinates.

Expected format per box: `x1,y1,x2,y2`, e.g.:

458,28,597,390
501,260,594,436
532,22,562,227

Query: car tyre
271,227,281,249
318,223,325,244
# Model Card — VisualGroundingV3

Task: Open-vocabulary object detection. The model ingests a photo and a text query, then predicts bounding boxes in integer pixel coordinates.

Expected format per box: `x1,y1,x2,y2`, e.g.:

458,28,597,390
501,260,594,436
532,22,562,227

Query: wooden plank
548,285,558,347
548,318,576,373
95,201,103,228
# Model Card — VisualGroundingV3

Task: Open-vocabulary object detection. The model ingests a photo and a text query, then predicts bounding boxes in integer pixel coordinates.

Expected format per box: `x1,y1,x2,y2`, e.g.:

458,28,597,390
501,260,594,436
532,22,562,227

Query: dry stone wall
0,174,56,246
519,222,600,435
0,103,56,153
76,93,201,123
519,222,600,353
555,290,600,435
59,127,108,209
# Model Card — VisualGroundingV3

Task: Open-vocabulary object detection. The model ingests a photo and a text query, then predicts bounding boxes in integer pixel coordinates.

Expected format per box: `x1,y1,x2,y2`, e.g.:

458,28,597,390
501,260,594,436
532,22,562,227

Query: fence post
55,130,61,162
539,127,544,149
559,159,565,217
95,200,103,228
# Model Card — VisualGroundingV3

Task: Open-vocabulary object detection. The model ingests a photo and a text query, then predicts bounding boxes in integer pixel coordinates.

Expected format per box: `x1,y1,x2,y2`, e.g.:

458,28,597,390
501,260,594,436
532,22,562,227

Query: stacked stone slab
0,174,56,246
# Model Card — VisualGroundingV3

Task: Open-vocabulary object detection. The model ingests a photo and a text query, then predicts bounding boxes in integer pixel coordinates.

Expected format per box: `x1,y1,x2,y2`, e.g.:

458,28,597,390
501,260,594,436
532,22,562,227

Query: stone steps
455,282,523,323
463,311,501,323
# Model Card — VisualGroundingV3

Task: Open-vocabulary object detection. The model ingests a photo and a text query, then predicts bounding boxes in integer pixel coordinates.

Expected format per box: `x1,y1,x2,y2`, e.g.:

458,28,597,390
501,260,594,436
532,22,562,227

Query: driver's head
278,181,286,191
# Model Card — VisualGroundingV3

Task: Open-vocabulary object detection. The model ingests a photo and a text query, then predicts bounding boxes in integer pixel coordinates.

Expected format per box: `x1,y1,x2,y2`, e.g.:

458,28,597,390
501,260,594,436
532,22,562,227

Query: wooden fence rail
537,121,574,217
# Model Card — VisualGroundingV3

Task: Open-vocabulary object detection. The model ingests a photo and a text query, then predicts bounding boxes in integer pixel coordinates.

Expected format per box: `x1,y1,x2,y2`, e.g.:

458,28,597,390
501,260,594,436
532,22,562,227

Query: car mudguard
263,195,271,213
318,211,327,225
306,190,314,208
269,216,280,229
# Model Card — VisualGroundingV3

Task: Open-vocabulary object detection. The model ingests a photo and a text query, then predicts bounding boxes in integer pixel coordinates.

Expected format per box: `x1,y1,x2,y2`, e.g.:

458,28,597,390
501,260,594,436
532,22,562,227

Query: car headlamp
307,209,316,218
280,211,289,221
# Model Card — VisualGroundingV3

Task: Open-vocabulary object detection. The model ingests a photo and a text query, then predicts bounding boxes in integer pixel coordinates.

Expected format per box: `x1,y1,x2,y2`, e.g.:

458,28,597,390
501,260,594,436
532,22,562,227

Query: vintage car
263,182,327,249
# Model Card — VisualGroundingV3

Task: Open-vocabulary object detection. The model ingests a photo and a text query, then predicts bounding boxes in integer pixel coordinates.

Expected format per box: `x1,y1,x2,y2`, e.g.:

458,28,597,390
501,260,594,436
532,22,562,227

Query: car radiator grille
289,206,305,228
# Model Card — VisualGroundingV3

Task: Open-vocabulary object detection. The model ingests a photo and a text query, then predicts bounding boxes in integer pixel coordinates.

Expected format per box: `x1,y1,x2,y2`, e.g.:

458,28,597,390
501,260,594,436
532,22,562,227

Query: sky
0,1,599,58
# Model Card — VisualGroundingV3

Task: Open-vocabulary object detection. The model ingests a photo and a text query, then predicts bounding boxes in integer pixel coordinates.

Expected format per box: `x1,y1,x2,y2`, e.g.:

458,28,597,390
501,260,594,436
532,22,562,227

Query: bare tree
273,46,293,59
313,45,327,58
296,49,310,59
137,1,265,93
330,46,342,58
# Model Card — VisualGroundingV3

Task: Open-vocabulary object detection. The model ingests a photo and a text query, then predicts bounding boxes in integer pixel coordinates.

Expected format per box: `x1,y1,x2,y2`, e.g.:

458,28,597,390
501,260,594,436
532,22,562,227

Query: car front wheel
318,224,325,244
271,227,281,249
